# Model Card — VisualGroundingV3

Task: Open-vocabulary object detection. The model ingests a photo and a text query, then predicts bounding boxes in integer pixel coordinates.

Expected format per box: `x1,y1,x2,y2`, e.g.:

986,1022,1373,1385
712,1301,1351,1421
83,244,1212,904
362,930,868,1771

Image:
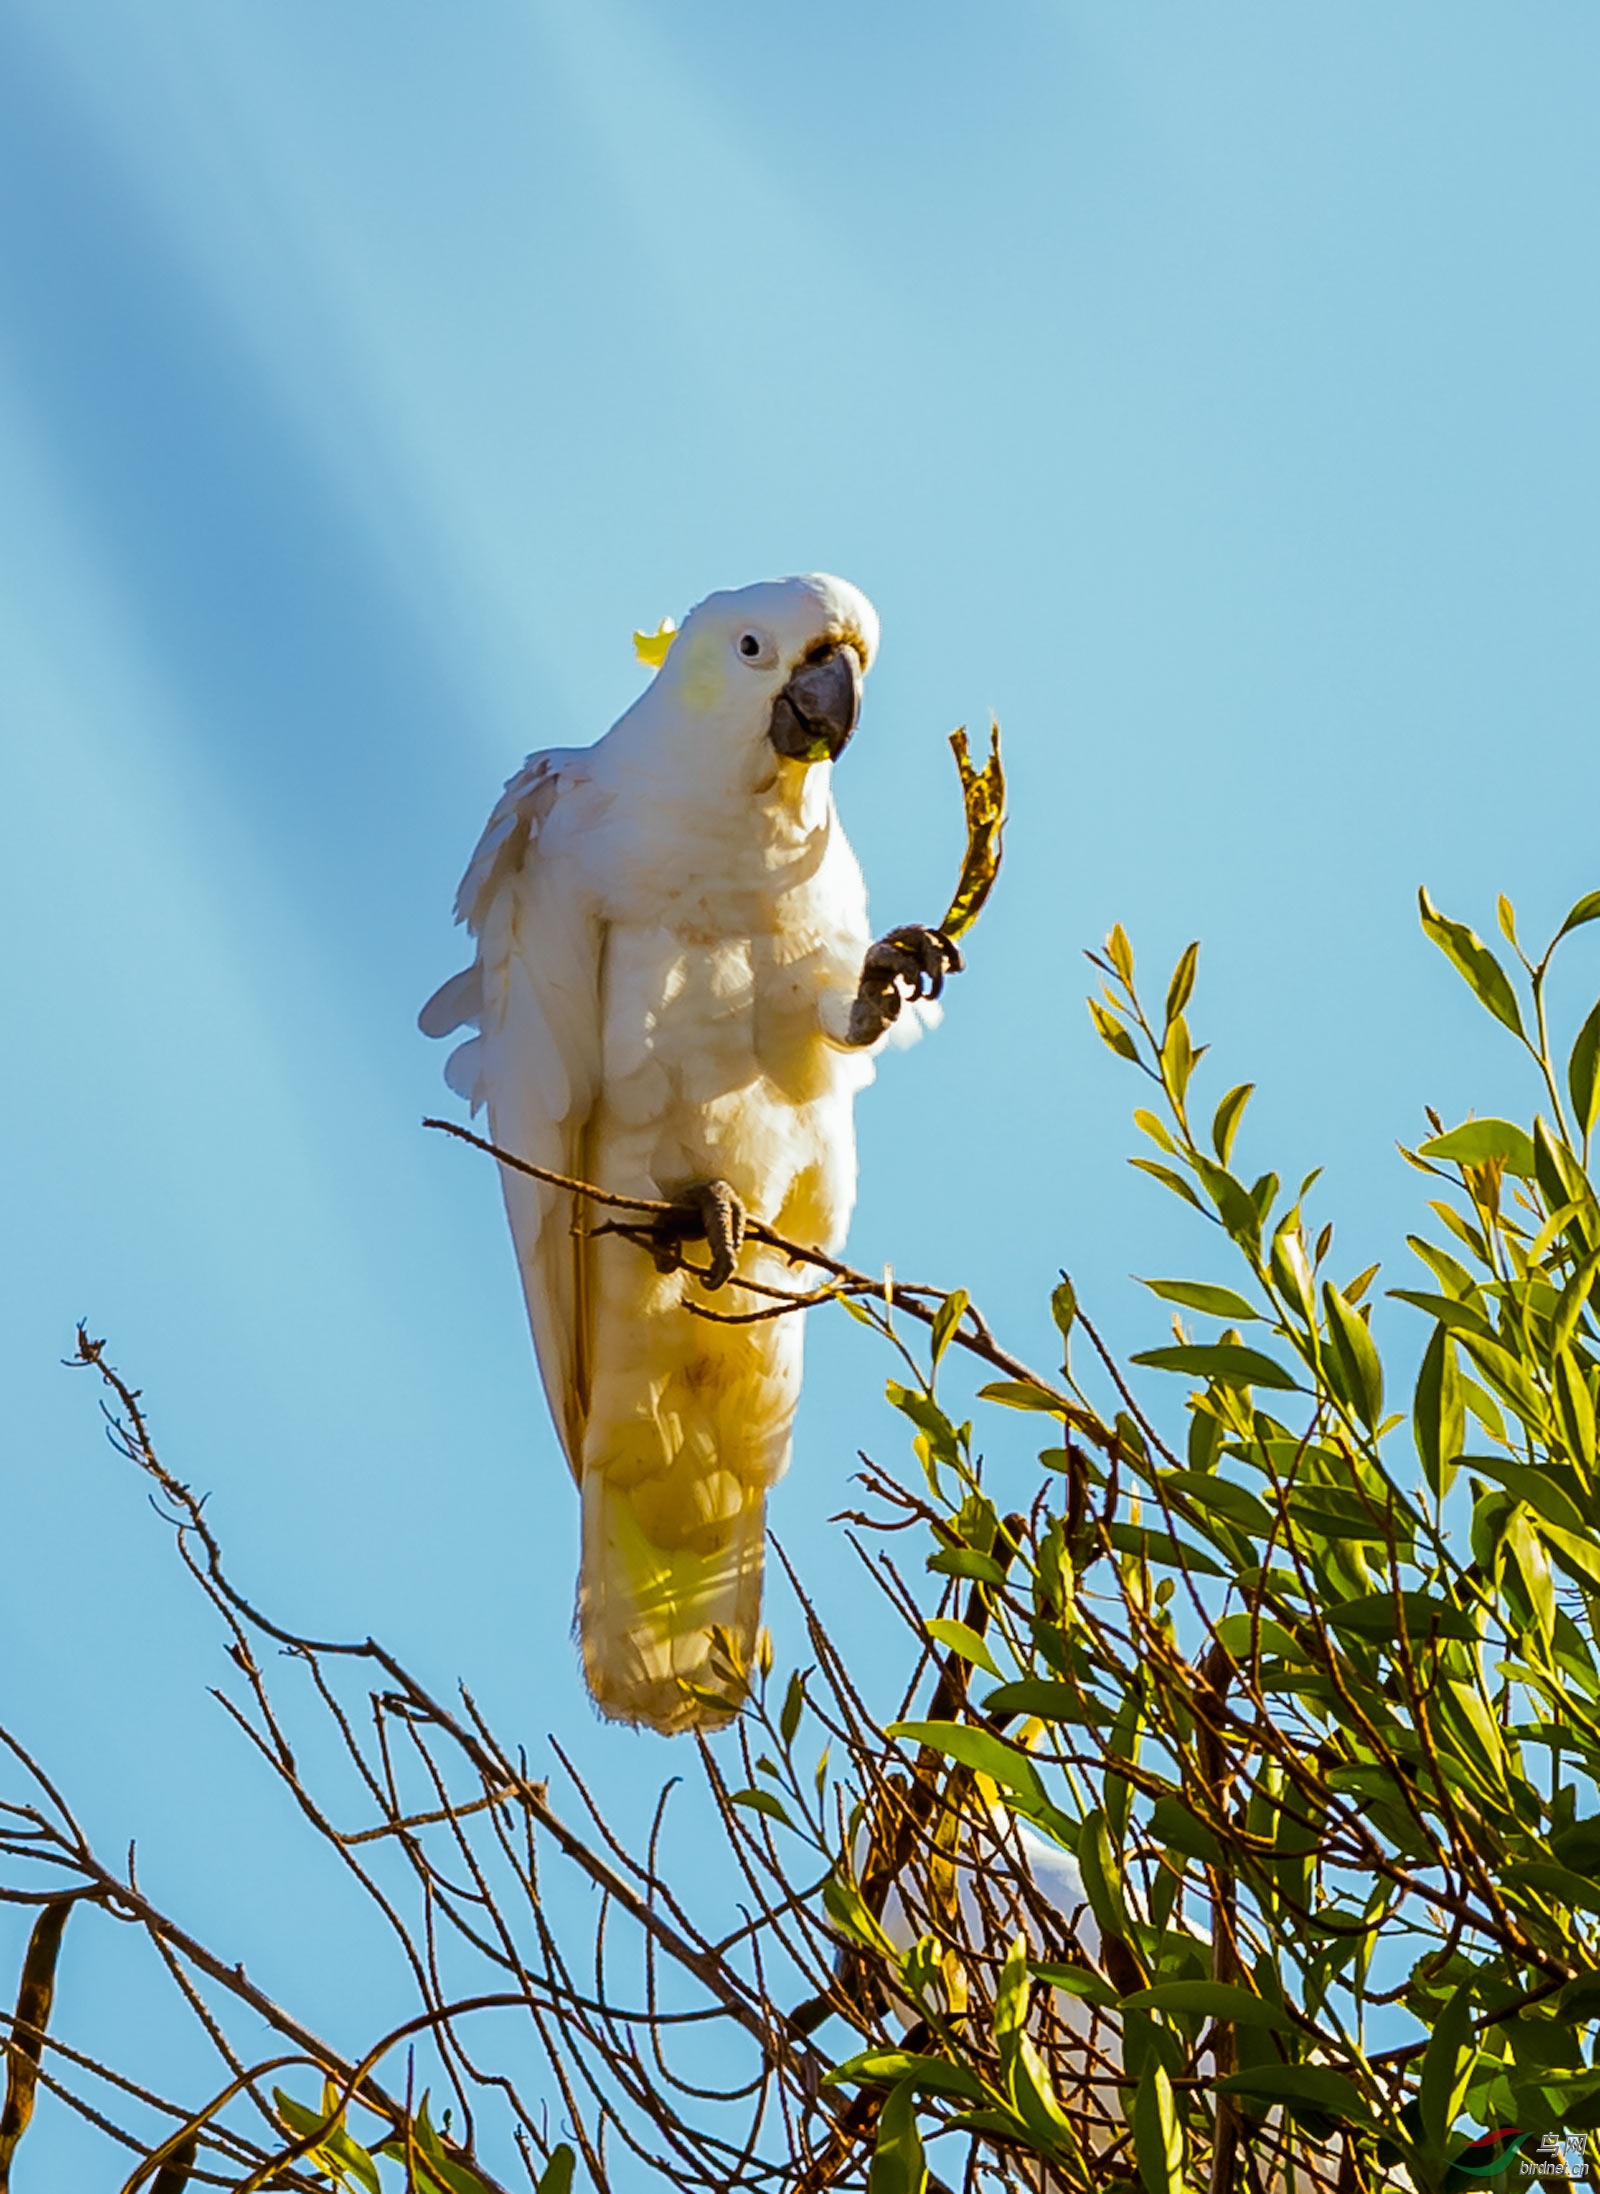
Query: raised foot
847,923,964,1046
648,1179,747,1290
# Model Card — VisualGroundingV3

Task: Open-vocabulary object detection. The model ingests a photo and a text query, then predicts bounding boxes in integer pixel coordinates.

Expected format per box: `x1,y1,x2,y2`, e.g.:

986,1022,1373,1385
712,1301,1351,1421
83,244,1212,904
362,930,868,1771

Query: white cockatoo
421,575,960,1735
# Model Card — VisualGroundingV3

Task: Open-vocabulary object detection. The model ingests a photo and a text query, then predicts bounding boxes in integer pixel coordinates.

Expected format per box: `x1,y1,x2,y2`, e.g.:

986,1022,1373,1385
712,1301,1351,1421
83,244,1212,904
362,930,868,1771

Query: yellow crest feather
632,618,678,669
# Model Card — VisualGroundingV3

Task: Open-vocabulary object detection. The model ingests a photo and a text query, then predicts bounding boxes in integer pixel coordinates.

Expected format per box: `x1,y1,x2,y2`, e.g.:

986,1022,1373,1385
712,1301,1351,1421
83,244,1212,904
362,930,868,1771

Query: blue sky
4,1,1600,2177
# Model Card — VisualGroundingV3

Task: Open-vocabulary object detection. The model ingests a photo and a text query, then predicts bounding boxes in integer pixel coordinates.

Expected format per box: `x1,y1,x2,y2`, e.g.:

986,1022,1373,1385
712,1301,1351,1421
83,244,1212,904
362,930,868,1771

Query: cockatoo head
647,574,880,778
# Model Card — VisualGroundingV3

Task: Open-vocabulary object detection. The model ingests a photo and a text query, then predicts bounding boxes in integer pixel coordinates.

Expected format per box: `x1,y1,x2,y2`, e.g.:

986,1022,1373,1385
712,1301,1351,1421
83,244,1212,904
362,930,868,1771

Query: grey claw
679,1180,746,1291
849,925,965,1043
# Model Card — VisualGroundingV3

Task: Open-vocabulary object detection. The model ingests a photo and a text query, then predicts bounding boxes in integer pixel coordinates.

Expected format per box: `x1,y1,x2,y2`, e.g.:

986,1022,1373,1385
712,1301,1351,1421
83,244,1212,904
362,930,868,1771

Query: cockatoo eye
738,632,764,660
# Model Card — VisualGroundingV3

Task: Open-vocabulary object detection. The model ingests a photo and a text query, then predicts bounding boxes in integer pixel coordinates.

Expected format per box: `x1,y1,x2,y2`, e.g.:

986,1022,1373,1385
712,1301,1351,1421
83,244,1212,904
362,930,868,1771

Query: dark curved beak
767,642,862,763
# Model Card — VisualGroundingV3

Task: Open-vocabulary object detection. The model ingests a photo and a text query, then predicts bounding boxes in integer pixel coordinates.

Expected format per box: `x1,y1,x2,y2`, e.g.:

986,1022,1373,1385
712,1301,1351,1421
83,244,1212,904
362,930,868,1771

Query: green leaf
274,2090,381,2194
1541,1520,1600,1594
981,1679,1111,1725
1104,1524,1228,1579
1147,1795,1225,1867
1322,1281,1385,1433
1160,1470,1275,1538
1389,1289,1498,1345
1135,1106,1178,1153
1077,1808,1132,1945
729,1787,795,1829
1417,1119,1537,1178
1161,1013,1197,1104
1008,2029,1077,2155
1165,942,1199,1027
780,1671,806,1747
1139,1278,1261,1322
1133,2060,1186,2194
1463,1452,1588,1537
929,1289,969,1368
1558,1969,1600,2021
1214,2064,1375,2126
1121,1981,1294,2032
1090,997,1141,1063
1413,1325,1463,1500
884,1721,1046,1810
1212,1082,1254,1165
1504,1861,1600,1915
1419,888,1526,1038
868,2080,928,2194
537,2147,575,2194
1552,1816,1600,1875
943,2107,1037,2147
1554,1346,1598,1474
1552,1247,1600,1358
1129,1158,1208,1214
885,1383,961,1460
1106,923,1135,982
993,1933,1030,2053
925,1618,1003,1681
1191,1156,1263,1248
1569,999,1600,1141
1324,1589,1477,1643
1556,889,1600,941
926,1545,1007,1585
1030,1964,1118,2006
976,1379,1070,1414
1051,1277,1078,1347
826,2052,985,2101
822,1873,895,1956
1419,1982,1478,2152
1130,1344,1298,1392
376,2096,491,2194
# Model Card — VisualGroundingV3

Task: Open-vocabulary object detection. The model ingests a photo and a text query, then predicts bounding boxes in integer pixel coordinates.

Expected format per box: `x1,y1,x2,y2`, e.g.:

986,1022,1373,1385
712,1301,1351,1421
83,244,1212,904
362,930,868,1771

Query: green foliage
746,891,1600,2194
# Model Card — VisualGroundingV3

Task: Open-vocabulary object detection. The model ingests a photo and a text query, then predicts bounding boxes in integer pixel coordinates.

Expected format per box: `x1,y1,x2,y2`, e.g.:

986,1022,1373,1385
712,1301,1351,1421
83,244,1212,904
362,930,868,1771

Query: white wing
420,751,601,1477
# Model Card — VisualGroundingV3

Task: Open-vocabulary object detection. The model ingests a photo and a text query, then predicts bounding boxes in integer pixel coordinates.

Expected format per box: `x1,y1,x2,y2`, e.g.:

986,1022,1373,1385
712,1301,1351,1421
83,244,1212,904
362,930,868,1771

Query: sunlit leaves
823,896,1600,2194
1419,887,1525,1038
729,1787,795,1829
1091,997,1142,1063
1165,943,1200,1028
1213,2064,1375,2128
1418,1119,1538,1177
1570,1000,1600,1142
1132,2060,1187,2194
1556,888,1600,942
826,2052,984,2101
1413,1316,1466,1491
275,2089,382,2194
536,2147,576,2194
373,2096,492,2194
885,1722,1048,1813
1121,1981,1294,2032
925,1618,1003,1681
1418,1984,1478,2154
1130,1343,1298,1392
1139,1278,1261,1322
867,2079,928,2194
929,1288,969,1369
1321,1281,1383,1432
1212,1083,1254,1165
1323,1590,1477,1643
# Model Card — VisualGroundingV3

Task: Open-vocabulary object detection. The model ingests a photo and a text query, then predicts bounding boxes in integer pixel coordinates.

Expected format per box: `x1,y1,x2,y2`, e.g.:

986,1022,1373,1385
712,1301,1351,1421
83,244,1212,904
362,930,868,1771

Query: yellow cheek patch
676,629,725,711
633,619,678,668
